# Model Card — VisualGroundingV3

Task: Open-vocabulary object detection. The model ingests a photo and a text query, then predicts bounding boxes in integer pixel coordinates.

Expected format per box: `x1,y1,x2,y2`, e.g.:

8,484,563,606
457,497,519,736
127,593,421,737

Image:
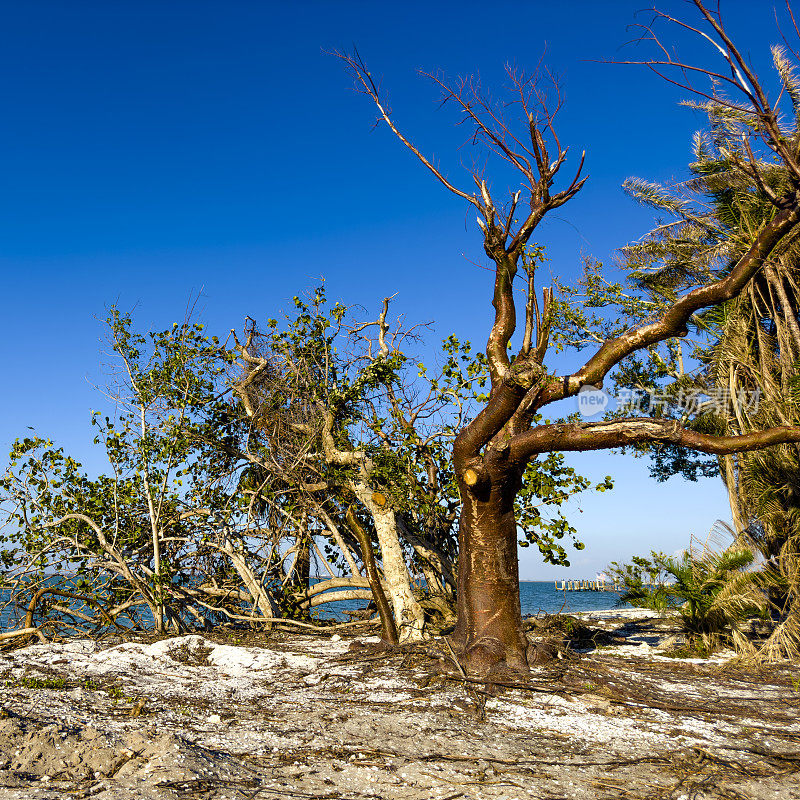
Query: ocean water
518,581,626,616
314,580,626,621
1,580,626,631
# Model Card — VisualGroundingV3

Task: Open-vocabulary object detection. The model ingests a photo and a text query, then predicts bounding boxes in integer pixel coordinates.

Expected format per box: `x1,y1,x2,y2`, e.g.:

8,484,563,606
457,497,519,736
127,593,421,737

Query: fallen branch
24,587,122,631
0,627,40,642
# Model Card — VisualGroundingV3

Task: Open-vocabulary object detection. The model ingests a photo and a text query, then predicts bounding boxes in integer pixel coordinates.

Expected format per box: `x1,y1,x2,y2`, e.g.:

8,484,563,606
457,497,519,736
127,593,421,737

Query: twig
443,637,467,678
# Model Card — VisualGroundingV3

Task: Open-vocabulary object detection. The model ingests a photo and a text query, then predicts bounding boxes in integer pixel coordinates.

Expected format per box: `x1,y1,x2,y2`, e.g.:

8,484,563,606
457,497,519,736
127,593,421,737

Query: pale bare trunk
396,516,456,597
139,406,165,634
352,481,425,642
316,505,362,577
219,532,276,623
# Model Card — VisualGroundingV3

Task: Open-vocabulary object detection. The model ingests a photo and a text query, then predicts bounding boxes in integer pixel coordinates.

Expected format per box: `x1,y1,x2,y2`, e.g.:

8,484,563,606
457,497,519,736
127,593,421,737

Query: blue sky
0,1,788,578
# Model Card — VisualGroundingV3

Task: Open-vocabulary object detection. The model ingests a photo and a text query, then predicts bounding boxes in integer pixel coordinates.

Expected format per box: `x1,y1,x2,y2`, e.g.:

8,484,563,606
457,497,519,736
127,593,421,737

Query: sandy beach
0,611,797,799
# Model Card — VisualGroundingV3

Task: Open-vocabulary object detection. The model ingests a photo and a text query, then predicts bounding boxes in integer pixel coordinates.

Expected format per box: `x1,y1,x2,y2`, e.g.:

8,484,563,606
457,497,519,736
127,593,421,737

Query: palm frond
773,45,800,128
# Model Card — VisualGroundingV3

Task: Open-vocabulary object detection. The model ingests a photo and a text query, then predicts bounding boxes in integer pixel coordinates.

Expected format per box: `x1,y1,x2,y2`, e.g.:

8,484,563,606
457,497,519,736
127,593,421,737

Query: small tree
341,0,800,674
1,310,281,635
606,552,675,612
609,534,766,655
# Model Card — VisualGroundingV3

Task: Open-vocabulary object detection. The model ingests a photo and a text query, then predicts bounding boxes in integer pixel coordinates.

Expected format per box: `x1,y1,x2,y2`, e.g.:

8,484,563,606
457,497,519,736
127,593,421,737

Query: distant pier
555,579,621,592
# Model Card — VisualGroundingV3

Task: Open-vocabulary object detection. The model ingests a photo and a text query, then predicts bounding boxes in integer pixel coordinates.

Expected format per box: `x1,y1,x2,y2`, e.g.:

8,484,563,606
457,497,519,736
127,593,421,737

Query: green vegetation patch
7,675,68,690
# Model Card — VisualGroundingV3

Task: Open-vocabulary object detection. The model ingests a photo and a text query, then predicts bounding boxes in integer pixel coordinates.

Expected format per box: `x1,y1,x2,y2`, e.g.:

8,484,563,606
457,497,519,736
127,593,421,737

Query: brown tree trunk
294,533,311,591
346,506,399,645
451,458,528,676
338,15,800,676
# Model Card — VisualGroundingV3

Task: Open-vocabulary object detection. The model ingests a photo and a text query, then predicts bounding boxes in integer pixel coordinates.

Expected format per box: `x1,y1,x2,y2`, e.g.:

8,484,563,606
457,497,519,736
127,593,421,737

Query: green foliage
665,547,763,646
7,676,68,690
607,551,676,612
0,307,261,631
270,579,311,621
243,285,608,572
609,541,766,654
517,452,613,565
1,283,617,635
595,77,800,659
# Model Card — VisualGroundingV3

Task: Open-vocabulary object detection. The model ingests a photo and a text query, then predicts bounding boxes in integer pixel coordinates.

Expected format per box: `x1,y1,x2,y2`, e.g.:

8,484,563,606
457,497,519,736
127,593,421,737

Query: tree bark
219,532,277,624
396,515,456,597
451,456,528,676
294,534,311,591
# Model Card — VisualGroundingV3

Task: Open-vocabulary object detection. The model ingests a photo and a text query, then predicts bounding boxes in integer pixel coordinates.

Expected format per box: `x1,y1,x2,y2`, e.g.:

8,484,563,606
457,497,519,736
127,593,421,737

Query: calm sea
518,581,625,615
1,580,626,631
316,580,626,621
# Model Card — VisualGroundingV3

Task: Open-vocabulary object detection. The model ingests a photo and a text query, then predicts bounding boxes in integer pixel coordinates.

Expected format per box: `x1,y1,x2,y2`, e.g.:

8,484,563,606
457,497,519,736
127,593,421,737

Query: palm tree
664,542,764,655
621,52,800,659
613,529,766,655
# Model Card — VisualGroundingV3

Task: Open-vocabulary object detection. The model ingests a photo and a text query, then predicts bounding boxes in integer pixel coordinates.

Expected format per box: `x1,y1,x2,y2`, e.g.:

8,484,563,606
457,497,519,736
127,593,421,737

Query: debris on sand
0,612,797,799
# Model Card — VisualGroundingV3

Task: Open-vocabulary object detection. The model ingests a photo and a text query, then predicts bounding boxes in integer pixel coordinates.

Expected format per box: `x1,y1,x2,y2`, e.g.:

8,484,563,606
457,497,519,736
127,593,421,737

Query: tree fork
341,2,800,675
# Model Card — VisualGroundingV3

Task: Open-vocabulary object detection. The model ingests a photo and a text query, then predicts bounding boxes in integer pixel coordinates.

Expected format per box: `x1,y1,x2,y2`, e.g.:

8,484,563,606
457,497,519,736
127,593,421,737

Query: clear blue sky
0,1,787,578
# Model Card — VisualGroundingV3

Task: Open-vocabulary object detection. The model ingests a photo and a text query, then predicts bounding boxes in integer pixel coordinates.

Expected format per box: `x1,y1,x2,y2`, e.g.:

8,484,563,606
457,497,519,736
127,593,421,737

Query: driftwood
0,627,41,642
